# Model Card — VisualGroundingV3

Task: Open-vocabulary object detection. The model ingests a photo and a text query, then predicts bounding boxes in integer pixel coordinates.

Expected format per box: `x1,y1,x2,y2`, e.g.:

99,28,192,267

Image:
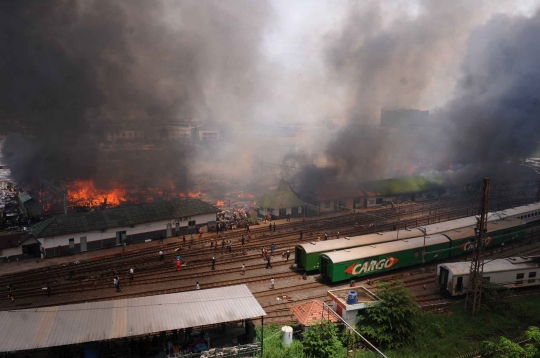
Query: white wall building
31,199,219,258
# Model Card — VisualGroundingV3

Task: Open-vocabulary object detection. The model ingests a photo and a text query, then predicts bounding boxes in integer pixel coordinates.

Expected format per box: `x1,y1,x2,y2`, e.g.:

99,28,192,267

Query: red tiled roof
290,300,340,326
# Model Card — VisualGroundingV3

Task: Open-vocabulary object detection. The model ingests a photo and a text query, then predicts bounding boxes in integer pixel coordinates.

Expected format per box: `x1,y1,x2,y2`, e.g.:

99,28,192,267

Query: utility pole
465,177,490,315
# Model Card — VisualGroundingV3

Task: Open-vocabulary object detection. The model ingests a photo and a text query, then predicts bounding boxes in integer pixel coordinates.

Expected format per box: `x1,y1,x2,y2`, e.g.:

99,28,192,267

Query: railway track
0,193,536,314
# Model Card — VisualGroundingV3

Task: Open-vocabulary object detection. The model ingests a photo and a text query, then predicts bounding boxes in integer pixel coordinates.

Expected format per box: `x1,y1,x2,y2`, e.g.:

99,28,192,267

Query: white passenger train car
437,256,540,296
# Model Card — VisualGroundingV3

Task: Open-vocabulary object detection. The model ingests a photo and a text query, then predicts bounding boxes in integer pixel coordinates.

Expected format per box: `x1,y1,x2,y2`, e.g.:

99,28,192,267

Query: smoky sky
292,2,540,194
444,12,540,164
0,1,271,189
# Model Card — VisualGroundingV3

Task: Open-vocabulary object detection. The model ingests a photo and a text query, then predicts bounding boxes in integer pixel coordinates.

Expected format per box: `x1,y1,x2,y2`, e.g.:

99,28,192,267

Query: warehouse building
256,179,304,219
31,199,219,258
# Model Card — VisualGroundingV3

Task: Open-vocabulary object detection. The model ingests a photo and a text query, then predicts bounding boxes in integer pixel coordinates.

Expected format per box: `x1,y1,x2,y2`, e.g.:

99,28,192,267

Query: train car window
529,272,537,284
516,273,524,285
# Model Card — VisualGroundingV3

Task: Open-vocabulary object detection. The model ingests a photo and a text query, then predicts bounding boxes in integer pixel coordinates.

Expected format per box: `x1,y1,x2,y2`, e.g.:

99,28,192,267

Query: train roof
298,228,423,254
438,256,540,276
490,202,540,219
321,234,450,264
420,216,478,235
440,217,524,241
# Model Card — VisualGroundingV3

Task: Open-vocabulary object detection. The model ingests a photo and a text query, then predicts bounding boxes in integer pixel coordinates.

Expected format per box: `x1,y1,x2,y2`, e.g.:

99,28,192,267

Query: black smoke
0,1,271,190
444,13,540,164
292,3,540,194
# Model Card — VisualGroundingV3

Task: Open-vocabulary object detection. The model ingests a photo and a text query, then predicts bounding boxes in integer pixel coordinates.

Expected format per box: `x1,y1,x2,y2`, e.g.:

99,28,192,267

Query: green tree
302,321,342,358
358,280,419,348
482,326,540,358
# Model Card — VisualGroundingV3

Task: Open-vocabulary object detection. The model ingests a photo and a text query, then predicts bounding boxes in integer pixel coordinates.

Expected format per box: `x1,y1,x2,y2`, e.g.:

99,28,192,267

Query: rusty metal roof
0,284,266,353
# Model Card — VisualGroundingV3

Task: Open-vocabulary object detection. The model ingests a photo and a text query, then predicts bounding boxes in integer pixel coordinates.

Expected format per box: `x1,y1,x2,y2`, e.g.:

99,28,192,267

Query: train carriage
437,256,540,296
297,203,540,273
320,234,453,282
442,217,525,256
295,229,423,271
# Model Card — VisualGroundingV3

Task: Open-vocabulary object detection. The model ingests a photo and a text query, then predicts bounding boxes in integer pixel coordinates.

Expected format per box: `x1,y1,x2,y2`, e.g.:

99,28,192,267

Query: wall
40,212,216,257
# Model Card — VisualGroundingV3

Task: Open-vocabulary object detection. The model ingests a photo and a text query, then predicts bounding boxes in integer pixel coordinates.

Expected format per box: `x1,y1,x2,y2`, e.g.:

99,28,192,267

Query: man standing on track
114,277,120,292
130,268,134,281
270,243,275,256
176,259,181,272
273,223,276,232
286,251,290,261
241,235,245,246
159,250,164,261
46,282,51,297
196,282,200,290
269,223,272,231
266,256,272,269
211,257,216,270
241,263,245,275
270,277,275,289
300,230,303,241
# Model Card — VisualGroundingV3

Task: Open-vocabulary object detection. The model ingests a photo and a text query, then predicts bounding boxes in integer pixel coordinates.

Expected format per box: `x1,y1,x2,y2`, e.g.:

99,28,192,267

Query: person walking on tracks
176,259,182,272
270,243,275,256
158,235,164,244
211,257,216,271
300,230,303,241
113,277,121,292
269,223,272,231
287,213,290,222
270,277,275,289
241,235,245,246
286,250,290,261
159,250,164,261
196,282,200,290
116,275,121,292
7,284,14,301
273,223,276,232
241,263,245,275
130,268,134,281
46,282,51,297
266,256,272,269
324,232,328,241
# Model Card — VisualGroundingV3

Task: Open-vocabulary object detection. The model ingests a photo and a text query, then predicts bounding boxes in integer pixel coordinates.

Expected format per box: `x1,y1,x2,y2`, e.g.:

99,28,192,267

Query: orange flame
67,180,127,208
237,192,255,199
216,200,226,207
188,190,201,198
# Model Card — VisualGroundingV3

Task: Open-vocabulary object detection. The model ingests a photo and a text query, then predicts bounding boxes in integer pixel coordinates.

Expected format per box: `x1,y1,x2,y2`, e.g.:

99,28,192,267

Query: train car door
438,267,449,287
320,256,329,277
456,276,463,293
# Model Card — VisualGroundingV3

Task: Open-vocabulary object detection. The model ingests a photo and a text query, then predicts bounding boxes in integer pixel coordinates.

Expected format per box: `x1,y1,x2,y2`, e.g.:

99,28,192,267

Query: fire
188,190,201,198
216,200,226,207
67,180,127,208
237,192,254,199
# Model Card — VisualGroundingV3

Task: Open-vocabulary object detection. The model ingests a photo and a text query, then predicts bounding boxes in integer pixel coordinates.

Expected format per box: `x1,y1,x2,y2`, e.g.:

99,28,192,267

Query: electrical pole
465,177,490,315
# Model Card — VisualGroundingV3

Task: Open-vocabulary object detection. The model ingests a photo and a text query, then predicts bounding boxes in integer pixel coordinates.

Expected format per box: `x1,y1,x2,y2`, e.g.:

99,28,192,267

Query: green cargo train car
441,217,525,256
295,229,423,271
321,217,530,283
320,234,453,282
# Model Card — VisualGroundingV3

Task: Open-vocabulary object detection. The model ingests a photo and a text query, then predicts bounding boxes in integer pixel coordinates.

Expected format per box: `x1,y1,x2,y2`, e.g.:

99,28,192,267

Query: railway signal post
465,177,490,315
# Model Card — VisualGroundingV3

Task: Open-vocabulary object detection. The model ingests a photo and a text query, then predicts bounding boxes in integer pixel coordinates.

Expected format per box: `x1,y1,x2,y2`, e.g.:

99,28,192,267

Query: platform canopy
0,284,266,353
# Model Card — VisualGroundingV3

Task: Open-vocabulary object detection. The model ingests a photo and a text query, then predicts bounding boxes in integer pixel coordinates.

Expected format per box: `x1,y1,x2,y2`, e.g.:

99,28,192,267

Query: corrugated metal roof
0,284,266,353
322,234,451,264
300,229,423,254
31,199,219,238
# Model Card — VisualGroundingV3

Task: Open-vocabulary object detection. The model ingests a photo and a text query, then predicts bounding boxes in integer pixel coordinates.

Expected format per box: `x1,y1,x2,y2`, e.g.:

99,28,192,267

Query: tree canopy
358,280,420,348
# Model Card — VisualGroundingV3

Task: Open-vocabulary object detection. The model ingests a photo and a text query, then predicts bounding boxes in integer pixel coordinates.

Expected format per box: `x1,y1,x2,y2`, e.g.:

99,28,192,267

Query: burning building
29,198,218,257
256,179,304,219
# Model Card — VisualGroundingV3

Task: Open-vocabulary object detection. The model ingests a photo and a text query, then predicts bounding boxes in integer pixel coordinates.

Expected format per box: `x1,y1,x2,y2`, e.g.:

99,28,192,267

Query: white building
31,199,219,258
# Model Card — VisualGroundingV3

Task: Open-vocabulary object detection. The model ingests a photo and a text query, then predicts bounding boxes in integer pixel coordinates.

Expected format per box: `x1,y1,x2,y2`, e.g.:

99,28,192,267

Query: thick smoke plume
0,1,271,190
293,1,540,195
444,12,540,164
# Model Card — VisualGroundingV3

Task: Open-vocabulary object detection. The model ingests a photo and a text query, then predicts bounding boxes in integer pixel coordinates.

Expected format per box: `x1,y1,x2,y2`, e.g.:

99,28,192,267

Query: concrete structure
31,199,219,257
327,286,379,326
